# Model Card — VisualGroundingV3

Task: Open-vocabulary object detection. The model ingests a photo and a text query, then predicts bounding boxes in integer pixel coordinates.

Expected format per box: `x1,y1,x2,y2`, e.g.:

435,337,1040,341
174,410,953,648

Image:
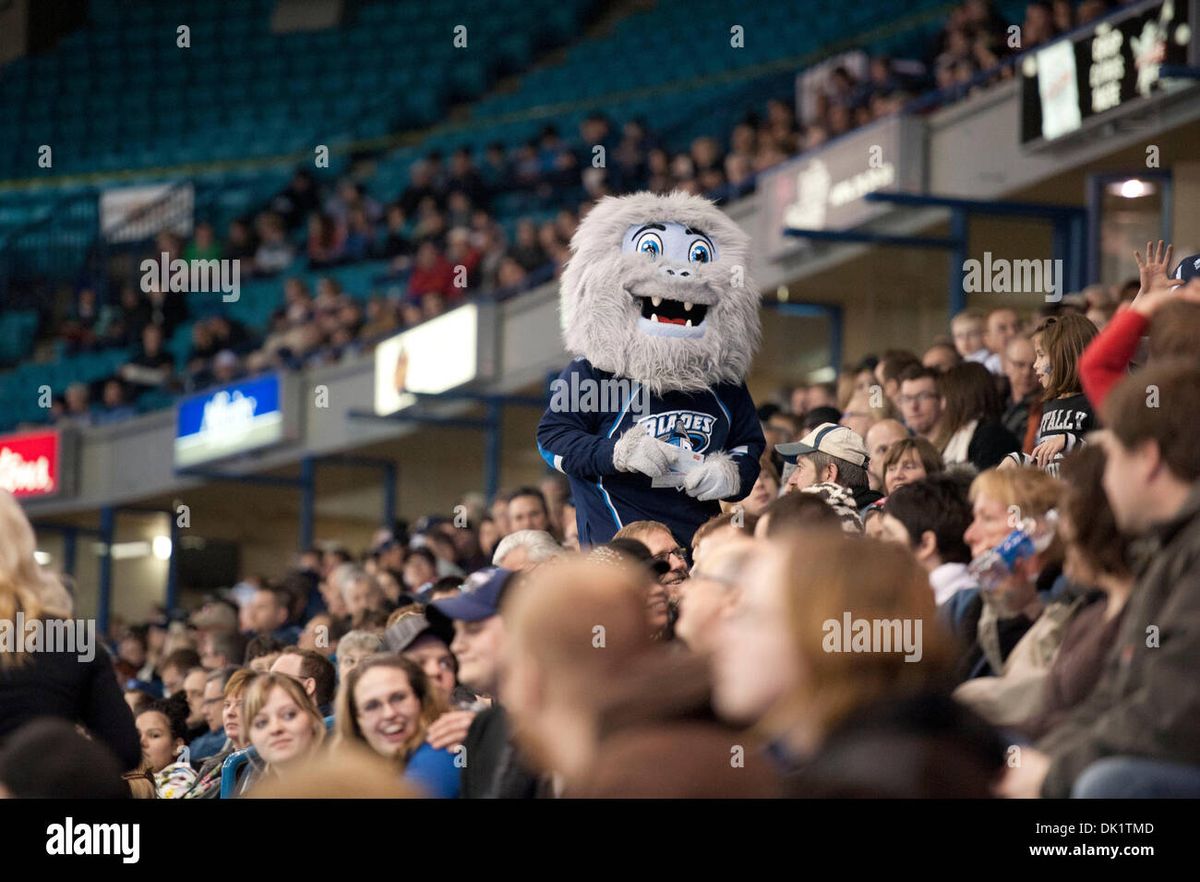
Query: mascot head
559,191,761,395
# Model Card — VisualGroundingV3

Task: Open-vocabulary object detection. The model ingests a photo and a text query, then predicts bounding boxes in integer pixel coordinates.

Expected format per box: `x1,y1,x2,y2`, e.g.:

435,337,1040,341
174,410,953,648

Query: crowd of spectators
5,238,1200,800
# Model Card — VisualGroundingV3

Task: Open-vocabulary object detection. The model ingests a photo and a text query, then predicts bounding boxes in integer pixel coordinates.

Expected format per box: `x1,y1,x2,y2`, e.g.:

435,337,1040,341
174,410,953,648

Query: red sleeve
1080,308,1149,415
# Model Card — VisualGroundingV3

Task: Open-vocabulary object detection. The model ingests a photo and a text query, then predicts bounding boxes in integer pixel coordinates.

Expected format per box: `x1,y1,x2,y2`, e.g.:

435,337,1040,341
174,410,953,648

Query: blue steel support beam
948,208,969,320
783,228,960,249
299,456,315,552
484,398,502,505
865,191,1087,221
166,512,179,612
98,506,115,637
63,526,78,577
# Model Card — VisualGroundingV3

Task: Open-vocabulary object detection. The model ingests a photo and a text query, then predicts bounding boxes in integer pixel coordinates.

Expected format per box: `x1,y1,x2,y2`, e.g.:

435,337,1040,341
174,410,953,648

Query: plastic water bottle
969,510,1059,592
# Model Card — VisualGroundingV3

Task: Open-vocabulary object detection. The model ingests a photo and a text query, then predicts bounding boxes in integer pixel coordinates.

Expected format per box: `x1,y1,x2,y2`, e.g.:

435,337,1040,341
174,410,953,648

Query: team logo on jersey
634,410,716,453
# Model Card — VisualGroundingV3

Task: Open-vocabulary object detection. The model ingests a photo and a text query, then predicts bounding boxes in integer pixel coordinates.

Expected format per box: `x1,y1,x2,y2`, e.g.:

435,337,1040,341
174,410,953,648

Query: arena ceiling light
1108,179,1156,199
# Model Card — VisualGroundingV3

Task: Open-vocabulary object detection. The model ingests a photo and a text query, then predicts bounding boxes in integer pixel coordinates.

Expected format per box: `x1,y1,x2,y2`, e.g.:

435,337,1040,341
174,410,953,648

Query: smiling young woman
242,672,327,788
334,654,459,798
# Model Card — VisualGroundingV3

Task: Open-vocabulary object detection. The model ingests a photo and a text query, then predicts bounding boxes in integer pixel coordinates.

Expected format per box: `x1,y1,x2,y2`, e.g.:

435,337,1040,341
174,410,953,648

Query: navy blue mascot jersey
537,357,764,547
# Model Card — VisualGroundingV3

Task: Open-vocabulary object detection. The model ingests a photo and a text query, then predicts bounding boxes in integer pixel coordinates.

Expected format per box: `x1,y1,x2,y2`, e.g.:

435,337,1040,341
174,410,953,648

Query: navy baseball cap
430,567,516,623
1173,253,1200,283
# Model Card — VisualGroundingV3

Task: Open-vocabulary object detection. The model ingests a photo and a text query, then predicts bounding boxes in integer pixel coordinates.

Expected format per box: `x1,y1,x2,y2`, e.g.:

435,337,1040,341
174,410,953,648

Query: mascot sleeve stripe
708,390,732,426
536,442,564,474
595,478,623,530
605,382,643,438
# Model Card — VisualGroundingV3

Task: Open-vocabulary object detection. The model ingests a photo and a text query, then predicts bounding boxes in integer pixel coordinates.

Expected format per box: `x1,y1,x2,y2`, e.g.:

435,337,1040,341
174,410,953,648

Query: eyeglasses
651,547,688,564
898,392,939,406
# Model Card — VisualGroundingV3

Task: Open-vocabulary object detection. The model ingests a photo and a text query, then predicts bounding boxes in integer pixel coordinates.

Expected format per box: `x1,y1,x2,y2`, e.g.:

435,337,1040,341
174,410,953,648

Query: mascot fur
537,191,765,548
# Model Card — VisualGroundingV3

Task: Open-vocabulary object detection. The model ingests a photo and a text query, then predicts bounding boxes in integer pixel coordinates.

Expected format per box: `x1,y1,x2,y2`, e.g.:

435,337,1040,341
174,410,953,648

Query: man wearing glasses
614,519,690,599
897,365,944,443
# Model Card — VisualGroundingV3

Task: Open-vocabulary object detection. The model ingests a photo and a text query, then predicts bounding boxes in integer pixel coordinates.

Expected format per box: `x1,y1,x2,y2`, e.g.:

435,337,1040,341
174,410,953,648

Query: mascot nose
659,264,692,279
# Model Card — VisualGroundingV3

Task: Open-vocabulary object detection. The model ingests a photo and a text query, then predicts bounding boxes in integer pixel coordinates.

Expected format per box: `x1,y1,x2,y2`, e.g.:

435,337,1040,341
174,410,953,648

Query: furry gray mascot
537,190,765,548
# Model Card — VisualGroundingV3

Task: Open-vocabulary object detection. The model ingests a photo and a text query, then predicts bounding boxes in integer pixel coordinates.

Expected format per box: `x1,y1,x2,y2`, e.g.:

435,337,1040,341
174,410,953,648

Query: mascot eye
635,232,663,259
688,240,713,263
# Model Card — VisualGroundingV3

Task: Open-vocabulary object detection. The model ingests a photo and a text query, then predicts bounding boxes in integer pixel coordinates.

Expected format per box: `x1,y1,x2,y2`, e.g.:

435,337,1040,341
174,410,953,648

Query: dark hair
764,492,841,537
898,364,940,387
137,694,190,743
507,486,549,513
279,647,337,707
881,437,945,492
244,634,286,664
209,631,248,665
160,648,201,678
936,362,1003,444
879,350,923,385
1148,301,1200,362
801,407,842,432
406,547,437,568
1058,447,1130,578
883,475,973,564
0,719,129,799
1107,359,1200,482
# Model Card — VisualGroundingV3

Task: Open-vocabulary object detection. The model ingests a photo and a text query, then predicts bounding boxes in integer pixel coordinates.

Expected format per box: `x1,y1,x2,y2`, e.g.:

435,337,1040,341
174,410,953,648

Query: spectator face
249,590,287,634
183,669,208,726
248,686,318,767
865,420,908,484
338,645,373,682
640,528,689,589
885,450,927,494
951,319,982,360
65,384,89,413
712,549,797,723
1032,335,1052,390
985,309,1019,355
118,636,146,668
1101,435,1151,533
922,344,958,373
137,711,180,774
142,324,163,354
161,664,186,698
1005,336,1038,400
222,690,244,747
403,634,456,703
508,494,548,532
963,491,1011,558
403,554,437,591
353,666,423,759
451,615,505,694
270,654,316,702
344,577,380,619
840,392,874,439
899,377,942,436
202,679,224,733
746,470,780,514
783,455,824,493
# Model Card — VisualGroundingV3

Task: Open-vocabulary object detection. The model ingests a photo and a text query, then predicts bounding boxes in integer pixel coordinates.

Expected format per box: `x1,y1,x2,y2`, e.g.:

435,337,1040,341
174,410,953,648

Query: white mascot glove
682,452,741,501
612,429,680,478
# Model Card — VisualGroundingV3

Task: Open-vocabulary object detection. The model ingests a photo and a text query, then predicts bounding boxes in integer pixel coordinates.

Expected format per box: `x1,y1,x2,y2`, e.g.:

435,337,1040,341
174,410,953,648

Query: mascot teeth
651,296,662,307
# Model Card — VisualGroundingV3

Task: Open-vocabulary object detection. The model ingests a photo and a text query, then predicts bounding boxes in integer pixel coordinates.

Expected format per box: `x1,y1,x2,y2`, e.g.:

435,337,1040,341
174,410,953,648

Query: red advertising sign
0,430,60,498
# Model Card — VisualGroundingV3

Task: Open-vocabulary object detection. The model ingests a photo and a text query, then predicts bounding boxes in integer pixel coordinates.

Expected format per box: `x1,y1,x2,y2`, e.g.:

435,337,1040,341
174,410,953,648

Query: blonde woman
335,654,459,797
0,490,141,771
241,672,327,792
